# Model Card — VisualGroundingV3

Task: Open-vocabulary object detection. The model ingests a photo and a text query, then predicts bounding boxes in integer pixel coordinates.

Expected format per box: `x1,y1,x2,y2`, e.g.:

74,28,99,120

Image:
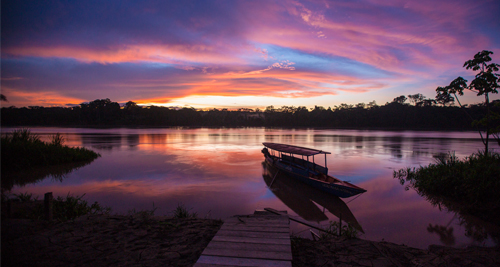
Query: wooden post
338,212,342,236
310,230,320,241
44,192,53,221
7,200,12,217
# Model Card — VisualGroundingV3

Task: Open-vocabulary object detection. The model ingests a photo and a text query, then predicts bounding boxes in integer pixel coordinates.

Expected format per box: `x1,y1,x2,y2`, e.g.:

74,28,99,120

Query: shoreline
2,214,498,267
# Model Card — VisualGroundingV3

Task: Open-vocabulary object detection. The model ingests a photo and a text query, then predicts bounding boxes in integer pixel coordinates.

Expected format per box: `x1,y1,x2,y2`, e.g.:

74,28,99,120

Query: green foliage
2,96,500,130
3,192,110,221
51,133,65,146
171,203,198,218
14,192,38,202
9,128,42,143
320,221,359,239
392,95,407,104
53,193,111,221
1,129,100,173
394,151,500,224
128,203,158,224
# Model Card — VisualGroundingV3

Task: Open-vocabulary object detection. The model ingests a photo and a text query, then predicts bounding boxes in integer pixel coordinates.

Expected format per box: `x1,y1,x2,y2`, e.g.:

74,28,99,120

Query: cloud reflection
6,128,493,248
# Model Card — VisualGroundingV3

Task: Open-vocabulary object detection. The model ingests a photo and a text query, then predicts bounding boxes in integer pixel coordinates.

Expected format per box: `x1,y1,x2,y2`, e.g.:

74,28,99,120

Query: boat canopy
263,142,331,156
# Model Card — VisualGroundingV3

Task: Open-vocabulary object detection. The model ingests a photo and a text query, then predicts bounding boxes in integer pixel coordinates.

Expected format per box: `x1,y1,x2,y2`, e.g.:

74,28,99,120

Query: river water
2,127,495,249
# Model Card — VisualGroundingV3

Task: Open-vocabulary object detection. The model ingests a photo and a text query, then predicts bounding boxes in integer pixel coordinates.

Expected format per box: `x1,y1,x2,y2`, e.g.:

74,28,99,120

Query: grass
14,192,38,202
128,203,158,227
1,128,100,173
319,221,359,239
394,150,500,225
172,203,198,218
53,193,111,221
3,192,111,221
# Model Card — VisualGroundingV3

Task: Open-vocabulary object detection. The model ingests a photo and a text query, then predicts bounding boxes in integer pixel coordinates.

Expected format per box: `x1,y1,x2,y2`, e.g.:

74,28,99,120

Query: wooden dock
194,210,292,267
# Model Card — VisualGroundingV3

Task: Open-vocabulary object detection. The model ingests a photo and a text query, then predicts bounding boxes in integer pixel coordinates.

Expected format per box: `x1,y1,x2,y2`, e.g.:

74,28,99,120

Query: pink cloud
2,0,498,108
3,44,251,66
1,87,86,107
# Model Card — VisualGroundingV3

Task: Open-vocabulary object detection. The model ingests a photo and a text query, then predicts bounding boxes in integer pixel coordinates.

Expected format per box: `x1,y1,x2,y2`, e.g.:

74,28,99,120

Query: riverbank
2,214,498,267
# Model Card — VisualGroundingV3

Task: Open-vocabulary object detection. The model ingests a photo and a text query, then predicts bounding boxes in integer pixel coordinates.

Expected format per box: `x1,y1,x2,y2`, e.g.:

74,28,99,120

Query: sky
1,0,500,109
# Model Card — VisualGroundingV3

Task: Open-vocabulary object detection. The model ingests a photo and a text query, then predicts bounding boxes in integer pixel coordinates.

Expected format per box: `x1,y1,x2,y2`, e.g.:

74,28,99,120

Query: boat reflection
262,161,363,233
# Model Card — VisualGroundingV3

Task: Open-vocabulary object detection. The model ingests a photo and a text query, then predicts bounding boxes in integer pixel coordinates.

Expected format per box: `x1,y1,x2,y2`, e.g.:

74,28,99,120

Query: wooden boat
262,142,367,198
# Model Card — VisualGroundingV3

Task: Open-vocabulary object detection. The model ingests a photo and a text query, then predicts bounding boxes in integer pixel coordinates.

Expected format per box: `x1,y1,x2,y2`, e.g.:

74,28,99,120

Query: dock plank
205,241,291,253
226,216,289,223
216,230,290,239
195,211,292,266
201,247,292,261
224,219,289,225
211,235,291,245
195,255,291,267
220,224,289,233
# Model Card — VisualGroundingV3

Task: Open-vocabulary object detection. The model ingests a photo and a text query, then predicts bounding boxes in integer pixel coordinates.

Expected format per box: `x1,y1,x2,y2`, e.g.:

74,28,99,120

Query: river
2,127,495,249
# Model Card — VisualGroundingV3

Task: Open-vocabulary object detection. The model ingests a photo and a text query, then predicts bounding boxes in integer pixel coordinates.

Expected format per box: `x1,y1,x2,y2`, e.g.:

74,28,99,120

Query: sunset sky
2,0,499,109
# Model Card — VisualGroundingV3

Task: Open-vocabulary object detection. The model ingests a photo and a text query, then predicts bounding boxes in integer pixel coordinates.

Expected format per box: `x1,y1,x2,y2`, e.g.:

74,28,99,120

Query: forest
1,94,499,130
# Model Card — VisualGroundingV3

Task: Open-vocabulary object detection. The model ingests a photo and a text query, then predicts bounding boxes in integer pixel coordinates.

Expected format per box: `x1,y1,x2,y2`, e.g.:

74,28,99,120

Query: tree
265,105,276,113
392,95,407,104
367,101,378,109
80,98,120,123
436,50,500,152
124,101,138,110
356,103,366,109
408,93,425,106
436,91,454,106
418,99,437,107
1,94,7,102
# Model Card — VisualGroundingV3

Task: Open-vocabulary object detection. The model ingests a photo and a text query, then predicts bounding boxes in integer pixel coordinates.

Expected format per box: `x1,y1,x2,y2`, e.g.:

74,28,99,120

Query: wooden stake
44,192,53,221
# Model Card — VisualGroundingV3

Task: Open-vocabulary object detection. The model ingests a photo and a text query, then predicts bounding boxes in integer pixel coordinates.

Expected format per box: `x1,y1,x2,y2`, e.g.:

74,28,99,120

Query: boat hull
264,152,365,198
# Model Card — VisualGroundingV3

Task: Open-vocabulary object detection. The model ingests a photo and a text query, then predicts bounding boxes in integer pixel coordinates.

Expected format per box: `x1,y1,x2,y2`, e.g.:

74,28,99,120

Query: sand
291,236,499,267
2,214,499,267
2,214,222,267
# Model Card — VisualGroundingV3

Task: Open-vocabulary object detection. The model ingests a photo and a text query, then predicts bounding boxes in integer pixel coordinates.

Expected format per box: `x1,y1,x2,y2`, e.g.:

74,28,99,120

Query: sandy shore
2,214,499,267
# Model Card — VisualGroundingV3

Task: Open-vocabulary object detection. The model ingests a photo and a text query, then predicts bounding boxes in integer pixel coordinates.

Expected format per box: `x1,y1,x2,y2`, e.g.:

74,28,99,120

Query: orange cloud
0,87,85,107
3,44,250,66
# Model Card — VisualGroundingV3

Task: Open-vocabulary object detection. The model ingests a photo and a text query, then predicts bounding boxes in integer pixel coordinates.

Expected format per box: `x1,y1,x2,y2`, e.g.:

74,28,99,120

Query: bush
1,128,100,173
394,151,500,223
172,203,197,218
320,221,359,239
53,193,111,221
2,192,110,221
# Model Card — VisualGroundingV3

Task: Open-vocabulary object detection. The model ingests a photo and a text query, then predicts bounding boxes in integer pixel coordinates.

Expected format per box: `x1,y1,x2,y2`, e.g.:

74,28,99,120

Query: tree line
1,96,499,130
1,50,498,136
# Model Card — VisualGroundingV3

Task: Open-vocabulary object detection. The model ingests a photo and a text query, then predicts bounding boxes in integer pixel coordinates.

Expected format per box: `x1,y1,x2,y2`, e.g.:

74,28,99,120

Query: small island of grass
1,129,101,190
394,151,500,243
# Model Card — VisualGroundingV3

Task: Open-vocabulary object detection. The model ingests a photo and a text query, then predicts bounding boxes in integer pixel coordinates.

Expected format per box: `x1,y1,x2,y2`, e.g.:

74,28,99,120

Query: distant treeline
1,96,499,130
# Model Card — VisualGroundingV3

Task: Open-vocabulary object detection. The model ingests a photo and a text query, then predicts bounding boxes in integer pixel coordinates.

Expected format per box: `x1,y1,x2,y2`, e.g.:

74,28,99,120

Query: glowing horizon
1,0,499,109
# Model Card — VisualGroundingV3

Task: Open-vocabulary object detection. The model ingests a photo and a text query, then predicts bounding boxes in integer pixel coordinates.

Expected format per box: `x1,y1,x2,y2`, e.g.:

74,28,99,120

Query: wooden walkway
194,210,292,267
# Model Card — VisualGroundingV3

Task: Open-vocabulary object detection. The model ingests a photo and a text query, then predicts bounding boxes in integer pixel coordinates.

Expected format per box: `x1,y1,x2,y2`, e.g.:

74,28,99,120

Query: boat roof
263,142,331,156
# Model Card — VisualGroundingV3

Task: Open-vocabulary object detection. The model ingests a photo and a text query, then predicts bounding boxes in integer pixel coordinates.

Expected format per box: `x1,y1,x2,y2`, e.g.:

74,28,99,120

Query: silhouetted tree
436,50,500,152
393,95,407,104
80,98,120,124
124,101,138,110
417,98,437,107
408,93,425,105
2,96,498,129
436,92,455,106
367,100,378,109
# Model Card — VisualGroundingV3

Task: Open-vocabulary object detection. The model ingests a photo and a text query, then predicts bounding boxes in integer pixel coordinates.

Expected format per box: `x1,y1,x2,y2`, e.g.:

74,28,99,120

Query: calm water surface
3,127,494,249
